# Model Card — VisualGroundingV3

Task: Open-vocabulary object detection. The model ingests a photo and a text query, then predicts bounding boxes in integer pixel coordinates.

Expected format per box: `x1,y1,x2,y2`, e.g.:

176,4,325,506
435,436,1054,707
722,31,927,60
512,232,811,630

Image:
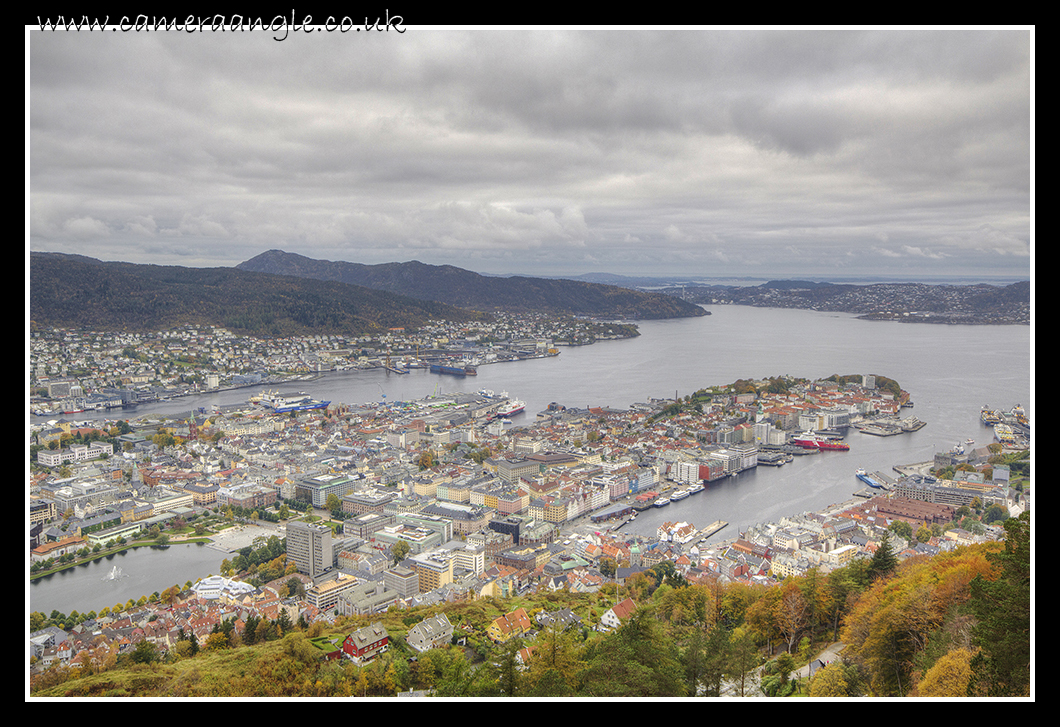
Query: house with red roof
599,597,638,631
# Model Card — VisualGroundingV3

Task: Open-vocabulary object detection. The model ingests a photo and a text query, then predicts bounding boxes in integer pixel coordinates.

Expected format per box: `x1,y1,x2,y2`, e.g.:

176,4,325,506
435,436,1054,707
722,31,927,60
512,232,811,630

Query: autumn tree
917,648,975,697
745,586,782,655
777,581,809,654
808,661,849,697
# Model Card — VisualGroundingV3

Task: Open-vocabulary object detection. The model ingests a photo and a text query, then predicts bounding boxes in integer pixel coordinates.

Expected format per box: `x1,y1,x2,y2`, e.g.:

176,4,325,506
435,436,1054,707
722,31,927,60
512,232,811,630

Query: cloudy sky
29,25,1032,281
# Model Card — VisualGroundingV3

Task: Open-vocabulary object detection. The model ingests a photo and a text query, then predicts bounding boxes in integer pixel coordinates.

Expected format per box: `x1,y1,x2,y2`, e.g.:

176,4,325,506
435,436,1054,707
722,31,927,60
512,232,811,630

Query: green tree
391,539,411,565
325,493,341,513
130,640,159,664
760,652,797,697
967,511,1030,697
725,627,761,697
281,632,319,666
578,608,686,697
867,532,899,582
698,623,732,696
489,637,525,697
526,621,583,696
888,519,913,540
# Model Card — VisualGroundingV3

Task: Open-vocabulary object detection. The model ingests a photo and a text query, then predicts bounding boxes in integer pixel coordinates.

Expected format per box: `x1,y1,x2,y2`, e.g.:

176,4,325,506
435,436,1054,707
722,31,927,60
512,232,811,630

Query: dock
698,520,728,540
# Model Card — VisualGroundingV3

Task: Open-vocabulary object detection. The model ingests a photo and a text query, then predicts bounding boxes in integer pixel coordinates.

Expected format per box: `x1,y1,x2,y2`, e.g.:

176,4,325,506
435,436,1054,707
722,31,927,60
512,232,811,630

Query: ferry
653,497,671,508
493,399,526,418
259,392,330,413
671,489,690,501
687,483,705,495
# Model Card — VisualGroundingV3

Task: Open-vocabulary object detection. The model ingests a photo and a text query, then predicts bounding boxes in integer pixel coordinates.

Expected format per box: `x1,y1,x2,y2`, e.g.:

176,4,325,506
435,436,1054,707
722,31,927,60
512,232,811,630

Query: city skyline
29,25,1032,282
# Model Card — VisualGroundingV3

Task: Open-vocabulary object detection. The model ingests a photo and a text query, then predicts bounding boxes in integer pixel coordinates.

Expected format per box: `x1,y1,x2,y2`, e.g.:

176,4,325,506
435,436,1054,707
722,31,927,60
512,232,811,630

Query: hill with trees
29,513,1029,698
236,249,708,320
29,252,492,336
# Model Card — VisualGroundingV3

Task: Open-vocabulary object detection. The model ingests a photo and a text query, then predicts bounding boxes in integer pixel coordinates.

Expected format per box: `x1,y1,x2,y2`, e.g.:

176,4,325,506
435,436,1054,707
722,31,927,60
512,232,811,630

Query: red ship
790,435,850,451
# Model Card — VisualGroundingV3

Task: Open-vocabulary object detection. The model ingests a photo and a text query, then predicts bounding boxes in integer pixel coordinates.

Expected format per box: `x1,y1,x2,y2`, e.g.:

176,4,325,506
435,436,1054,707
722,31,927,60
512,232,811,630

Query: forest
29,512,1029,698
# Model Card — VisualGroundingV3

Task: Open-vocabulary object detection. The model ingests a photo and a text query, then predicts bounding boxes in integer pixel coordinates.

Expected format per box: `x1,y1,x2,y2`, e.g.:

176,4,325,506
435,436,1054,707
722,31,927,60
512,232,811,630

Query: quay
698,520,727,540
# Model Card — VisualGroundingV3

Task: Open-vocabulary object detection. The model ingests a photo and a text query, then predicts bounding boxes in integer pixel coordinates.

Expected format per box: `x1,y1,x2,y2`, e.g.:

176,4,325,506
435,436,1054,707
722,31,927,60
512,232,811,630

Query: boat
791,434,850,451
653,498,671,508
493,399,526,418
980,406,1003,425
687,483,705,495
856,469,881,488
430,364,476,377
259,392,331,413
671,489,690,501
856,468,892,490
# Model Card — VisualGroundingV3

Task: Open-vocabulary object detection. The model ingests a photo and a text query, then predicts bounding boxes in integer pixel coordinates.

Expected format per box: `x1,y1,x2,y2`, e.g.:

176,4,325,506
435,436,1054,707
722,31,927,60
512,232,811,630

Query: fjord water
31,306,1031,614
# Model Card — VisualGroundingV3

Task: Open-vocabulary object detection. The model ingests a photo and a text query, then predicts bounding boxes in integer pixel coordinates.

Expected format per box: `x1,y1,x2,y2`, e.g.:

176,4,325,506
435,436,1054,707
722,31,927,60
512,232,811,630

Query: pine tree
868,532,899,582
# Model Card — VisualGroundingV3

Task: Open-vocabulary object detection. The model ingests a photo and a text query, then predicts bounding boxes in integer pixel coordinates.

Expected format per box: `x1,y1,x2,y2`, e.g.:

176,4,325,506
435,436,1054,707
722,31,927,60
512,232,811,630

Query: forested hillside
30,513,1029,698
237,249,708,320
30,252,492,336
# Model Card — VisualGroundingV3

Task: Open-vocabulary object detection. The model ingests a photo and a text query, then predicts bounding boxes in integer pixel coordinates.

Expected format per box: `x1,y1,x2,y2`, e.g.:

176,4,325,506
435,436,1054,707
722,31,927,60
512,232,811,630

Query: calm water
30,306,1031,614
30,543,225,617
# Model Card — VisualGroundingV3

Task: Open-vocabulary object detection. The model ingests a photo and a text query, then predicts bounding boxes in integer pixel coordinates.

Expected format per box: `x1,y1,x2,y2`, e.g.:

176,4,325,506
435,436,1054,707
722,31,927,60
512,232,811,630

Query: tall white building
286,521,333,578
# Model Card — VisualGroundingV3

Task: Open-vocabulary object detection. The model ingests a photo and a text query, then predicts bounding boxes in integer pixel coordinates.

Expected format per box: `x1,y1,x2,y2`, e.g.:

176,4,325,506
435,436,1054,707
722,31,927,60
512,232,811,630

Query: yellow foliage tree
916,648,975,697
809,662,849,697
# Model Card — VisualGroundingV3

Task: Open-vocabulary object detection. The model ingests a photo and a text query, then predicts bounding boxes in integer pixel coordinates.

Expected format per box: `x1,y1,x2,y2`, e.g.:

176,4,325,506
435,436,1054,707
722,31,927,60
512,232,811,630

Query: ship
856,468,883,488
259,392,331,413
856,468,892,490
791,434,850,451
493,399,526,418
654,497,671,508
687,483,705,495
980,406,1003,425
429,364,477,377
671,489,690,501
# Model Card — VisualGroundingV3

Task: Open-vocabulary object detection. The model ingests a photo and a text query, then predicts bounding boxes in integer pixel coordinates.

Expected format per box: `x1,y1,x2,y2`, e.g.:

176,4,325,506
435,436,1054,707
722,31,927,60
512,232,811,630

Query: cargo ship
258,392,330,413
430,364,477,377
791,434,850,451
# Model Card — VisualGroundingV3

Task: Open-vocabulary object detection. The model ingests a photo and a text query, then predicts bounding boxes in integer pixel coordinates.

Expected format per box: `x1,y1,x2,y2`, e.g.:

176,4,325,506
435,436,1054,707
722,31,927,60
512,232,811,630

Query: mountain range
29,252,491,337
236,250,707,320
30,250,705,337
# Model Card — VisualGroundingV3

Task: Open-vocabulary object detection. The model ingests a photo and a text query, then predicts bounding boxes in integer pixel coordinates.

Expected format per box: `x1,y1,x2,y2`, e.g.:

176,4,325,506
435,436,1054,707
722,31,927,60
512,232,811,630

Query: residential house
487,607,533,643
406,613,454,653
342,622,389,663
599,597,638,631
